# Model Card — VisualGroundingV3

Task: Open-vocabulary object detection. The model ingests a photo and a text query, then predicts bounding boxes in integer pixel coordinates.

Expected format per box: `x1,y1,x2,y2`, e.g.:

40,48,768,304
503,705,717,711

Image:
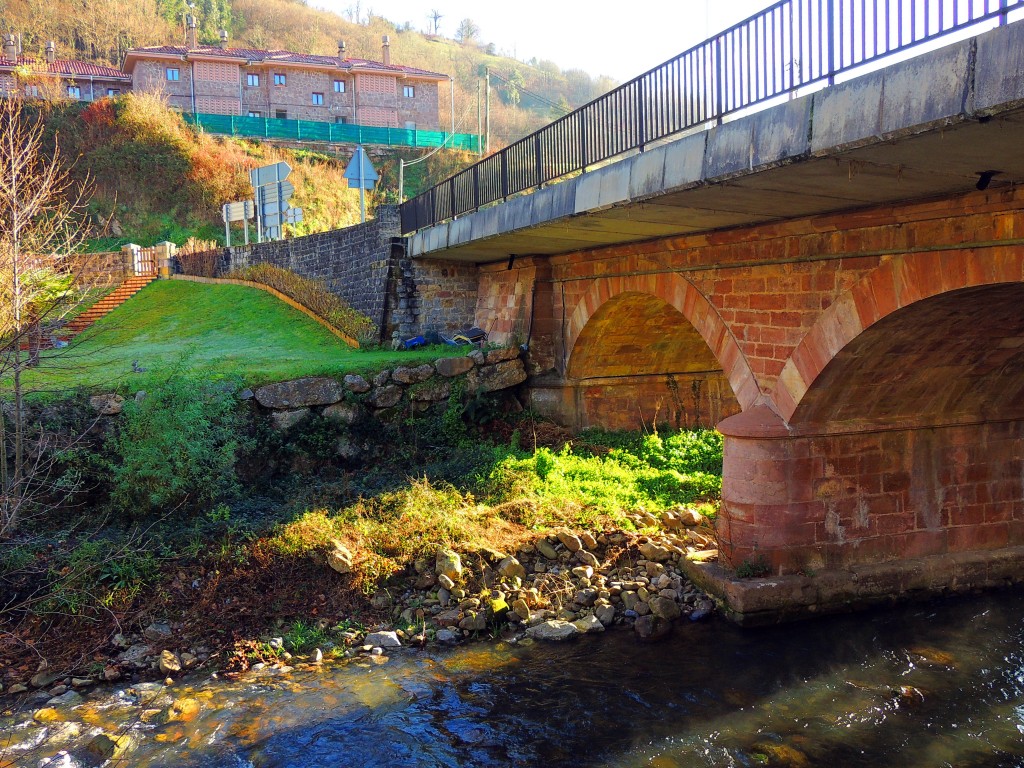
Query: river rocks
497,556,526,581
85,732,133,762
158,650,182,675
634,614,673,640
639,542,673,562
557,531,582,552
466,359,527,394
459,612,488,631
435,356,474,377
255,377,343,408
327,541,354,574
7,682,28,694
511,598,531,622
526,620,579,642
31,669,61,689
143,621,173,642
485,347,520,364
649,595,681,620
89,393,125,416
435,549,463,581
576,550,600,568
343,374,371,393
573,614,606,634
409,378,451,402
364,631,402,648
536,539,558,560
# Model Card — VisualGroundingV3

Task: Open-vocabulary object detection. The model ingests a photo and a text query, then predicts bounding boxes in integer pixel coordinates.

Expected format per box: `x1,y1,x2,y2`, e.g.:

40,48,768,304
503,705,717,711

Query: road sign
259,181,295,205
343,146,378,190
222,200,254,222
249,161,291,188
283,208,304,224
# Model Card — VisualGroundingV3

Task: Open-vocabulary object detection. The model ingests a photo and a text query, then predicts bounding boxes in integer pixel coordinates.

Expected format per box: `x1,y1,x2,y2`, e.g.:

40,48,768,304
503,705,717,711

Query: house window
403,85,415,98
334,116,349,124
333,79,346,93
24,85,39,98
166,67,180,81
275,109,287,119
312,92,324,105
67,85,81,99
247,73,259,87
247,110,262,118
106,88,120,96
273,73,286,86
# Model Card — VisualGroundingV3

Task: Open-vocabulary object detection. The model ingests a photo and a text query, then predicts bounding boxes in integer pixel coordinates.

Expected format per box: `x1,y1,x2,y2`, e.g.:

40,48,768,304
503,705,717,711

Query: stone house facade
0,35,130,102
123,35,444,130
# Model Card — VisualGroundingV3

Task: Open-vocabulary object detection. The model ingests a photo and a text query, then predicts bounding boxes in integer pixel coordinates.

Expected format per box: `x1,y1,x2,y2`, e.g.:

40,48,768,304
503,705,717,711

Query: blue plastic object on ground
403,335,426,349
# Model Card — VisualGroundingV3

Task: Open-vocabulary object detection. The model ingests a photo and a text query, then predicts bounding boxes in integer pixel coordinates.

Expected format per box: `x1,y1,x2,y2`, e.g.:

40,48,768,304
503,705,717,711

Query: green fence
184,113,480,152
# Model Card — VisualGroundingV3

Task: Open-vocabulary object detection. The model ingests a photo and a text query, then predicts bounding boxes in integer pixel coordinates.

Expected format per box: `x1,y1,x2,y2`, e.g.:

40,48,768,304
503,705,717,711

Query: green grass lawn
20,280,450,396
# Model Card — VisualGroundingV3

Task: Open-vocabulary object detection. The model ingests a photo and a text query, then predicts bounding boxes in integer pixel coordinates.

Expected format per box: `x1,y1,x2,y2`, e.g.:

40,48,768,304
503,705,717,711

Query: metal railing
184,113,480,152
400,0,1021,234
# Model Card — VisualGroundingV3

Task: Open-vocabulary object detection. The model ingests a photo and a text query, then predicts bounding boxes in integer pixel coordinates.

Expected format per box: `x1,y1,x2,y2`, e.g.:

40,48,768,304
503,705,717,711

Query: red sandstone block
900,530,948,558
871,513,915,536
948,523,1008,552
750,293,787,312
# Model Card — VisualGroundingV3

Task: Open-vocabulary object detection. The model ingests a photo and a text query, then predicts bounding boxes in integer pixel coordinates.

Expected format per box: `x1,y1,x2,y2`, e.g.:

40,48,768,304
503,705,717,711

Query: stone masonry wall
197,206,479,341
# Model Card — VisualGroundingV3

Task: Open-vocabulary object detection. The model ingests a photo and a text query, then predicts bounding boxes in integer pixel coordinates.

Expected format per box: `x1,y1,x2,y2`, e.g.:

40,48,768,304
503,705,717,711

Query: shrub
227,263,376,343
105,375,247,517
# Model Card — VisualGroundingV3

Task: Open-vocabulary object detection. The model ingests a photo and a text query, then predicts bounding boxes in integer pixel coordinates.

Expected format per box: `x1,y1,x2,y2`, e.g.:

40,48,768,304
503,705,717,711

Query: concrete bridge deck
409,23,1024,265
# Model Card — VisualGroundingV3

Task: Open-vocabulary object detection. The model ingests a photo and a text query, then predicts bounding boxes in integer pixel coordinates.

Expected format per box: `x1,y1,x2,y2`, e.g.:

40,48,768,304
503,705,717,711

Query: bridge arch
775,249,1024,423
564,273,760,414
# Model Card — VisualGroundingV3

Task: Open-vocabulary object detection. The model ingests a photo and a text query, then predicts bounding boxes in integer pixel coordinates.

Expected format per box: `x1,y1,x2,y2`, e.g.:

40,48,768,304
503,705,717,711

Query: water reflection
8,589,1024,767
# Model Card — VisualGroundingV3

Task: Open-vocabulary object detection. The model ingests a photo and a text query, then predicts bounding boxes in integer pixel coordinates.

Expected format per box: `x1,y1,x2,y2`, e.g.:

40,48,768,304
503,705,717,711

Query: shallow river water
5,588,1024,767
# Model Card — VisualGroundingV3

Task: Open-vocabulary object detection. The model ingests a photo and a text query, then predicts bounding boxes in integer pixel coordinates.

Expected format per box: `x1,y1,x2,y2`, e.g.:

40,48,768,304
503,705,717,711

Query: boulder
270,408,311,431
255,377,343,408
639,542,673,562
89,393,125,416
573,614,605,634
579,532,598,549
435,549,463,581
556,531,582,552
459,611,488,631
634,614,673,640
409,378,452,402
536,539,558,560
525,620,579,642
158,650,182,675
30,669,61,689
511,598,531,622
372,370,390,387
576,550,600,568
648,595,681,620
323,402,361,425
435,356,475,377
436,628,460,643
392,364,435,384
326,541,354,574
496,556,527,581
595,604,617,626
86,733,133,762
343,374,371,393
364,631,401,648
366,384,402,409
466,359,527,394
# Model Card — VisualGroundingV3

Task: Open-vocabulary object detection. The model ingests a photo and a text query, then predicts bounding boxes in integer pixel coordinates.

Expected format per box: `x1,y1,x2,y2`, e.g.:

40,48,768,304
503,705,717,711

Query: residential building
0,35,131,102
123,25,446,131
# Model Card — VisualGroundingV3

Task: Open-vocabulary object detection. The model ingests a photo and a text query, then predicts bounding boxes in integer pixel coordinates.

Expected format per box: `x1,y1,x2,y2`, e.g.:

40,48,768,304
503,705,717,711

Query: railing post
1000,0,1008,25
534,134,543,187
826,0,837,84
580,112,589,171
473,165,480,211
714,37,724,123
636,78,647,151
501,151,509,200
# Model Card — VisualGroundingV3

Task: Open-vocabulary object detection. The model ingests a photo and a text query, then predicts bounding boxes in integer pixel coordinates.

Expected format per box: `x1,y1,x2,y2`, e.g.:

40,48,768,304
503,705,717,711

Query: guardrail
184,113,480,152
400,0,1022,234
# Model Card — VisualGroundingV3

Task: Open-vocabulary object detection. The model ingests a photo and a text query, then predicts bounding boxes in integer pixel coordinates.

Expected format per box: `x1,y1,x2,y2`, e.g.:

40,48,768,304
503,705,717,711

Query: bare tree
428,9,443,36
0,95,93,537
455,18,480,44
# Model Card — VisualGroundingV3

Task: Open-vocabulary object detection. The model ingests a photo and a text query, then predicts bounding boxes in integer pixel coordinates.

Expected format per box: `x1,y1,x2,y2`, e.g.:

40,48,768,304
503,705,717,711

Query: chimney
337,39,347,66
219,29,229,49
3,34,17,63
186,14,198,49
45,40,56,64
381,34,390,66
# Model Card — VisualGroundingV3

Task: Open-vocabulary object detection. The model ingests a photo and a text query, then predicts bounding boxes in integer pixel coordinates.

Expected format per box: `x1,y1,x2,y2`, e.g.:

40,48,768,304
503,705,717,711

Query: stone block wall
191,206,480,341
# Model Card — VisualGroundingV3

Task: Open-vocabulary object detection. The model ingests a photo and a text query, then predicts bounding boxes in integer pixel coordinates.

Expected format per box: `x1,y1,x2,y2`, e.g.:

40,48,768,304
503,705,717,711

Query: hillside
4,0,618,148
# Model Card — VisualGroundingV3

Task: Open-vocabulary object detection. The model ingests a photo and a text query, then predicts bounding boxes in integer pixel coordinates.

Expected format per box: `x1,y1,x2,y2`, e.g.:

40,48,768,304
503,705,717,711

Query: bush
227,263,376,344
105,375,247,517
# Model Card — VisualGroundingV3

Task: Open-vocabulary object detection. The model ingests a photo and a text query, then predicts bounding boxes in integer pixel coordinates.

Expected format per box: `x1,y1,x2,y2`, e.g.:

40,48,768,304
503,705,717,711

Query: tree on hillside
0,96,93,537
427,9,443,36
456,19,480,44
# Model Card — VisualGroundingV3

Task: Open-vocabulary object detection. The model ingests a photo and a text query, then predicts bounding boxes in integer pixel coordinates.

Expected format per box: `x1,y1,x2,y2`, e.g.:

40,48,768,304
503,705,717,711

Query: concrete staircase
63,275,157,336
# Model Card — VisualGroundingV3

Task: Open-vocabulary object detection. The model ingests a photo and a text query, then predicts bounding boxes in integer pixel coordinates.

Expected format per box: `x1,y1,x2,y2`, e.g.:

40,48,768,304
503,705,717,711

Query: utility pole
485,68,491,155
477,80,482,156
450,76,455,145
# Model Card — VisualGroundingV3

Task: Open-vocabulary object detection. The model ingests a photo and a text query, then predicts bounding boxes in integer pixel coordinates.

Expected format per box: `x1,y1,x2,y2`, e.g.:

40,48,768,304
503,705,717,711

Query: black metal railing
400,0,1021,234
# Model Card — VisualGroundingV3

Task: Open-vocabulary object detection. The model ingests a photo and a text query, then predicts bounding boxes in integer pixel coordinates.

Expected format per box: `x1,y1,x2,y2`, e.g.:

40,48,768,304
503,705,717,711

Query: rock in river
525,620,580,642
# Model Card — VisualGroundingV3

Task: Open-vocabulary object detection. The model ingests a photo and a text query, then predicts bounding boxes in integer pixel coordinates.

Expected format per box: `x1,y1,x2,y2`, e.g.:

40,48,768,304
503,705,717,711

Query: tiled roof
125,45,447,79
0,55,130,80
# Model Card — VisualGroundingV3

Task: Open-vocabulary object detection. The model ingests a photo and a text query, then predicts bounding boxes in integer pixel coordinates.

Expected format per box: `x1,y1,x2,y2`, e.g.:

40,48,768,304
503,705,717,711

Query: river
4,588,1024,767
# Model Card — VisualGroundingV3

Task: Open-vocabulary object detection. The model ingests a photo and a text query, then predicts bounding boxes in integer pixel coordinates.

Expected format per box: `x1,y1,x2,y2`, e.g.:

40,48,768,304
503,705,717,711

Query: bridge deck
409,22,1024,264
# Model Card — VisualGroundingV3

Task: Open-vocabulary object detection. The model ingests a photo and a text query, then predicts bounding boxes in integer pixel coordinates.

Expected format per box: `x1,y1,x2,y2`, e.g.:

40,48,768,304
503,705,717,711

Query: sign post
222,200,255,247
250,162,293,242
343,145,378,223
